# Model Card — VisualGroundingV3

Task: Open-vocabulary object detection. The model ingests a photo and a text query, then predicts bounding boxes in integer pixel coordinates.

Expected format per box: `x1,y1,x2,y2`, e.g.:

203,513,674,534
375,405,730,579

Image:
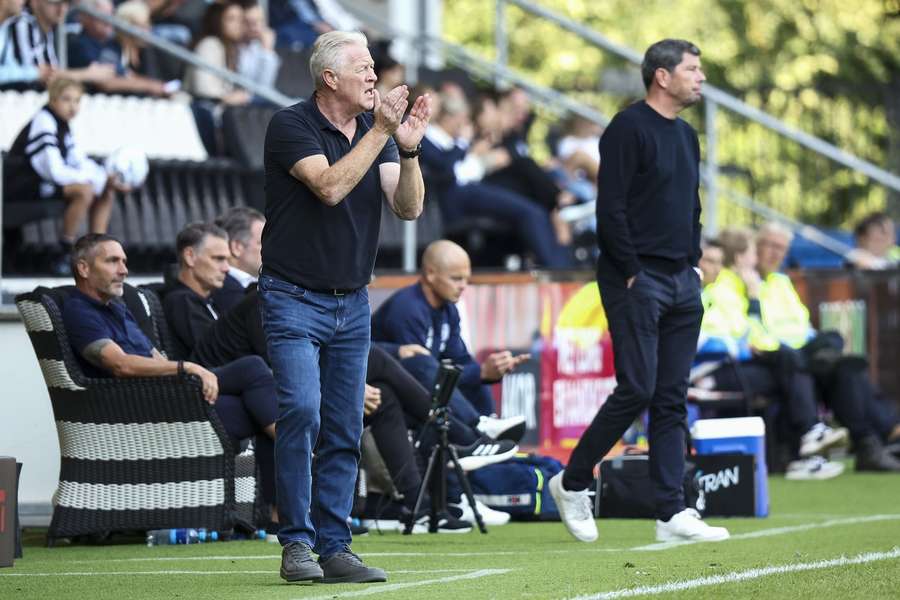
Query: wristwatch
398,143,422,159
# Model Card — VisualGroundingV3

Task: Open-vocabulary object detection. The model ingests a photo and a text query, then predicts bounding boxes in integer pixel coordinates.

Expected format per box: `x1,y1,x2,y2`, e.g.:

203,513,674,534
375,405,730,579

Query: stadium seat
15,284,259,541
275,48,315,100
0,90,208,161
222,105,279,170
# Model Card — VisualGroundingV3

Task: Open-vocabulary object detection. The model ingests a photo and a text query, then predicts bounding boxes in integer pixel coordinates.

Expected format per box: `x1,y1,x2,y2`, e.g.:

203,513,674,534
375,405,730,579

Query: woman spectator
184,0,249,105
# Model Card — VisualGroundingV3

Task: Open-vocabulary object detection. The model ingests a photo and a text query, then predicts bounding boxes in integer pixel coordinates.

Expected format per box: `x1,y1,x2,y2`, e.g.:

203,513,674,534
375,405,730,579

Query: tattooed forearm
82,339,113,367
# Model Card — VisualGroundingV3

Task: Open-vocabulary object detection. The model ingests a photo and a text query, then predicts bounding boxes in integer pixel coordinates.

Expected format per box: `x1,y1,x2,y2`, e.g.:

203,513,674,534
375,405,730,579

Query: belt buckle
332,289,346,296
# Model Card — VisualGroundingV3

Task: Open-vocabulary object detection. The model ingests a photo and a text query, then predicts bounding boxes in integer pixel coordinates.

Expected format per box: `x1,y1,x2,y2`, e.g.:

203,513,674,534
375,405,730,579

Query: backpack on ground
467,454,564,521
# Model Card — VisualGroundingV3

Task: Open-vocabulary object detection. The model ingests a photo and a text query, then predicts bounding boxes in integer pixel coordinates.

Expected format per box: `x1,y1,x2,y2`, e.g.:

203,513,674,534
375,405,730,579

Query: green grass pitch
3,465,899,599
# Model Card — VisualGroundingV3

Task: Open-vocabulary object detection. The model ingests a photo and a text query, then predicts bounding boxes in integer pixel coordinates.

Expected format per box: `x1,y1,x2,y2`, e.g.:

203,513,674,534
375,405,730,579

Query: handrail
73,3,297,107
504,0,900,194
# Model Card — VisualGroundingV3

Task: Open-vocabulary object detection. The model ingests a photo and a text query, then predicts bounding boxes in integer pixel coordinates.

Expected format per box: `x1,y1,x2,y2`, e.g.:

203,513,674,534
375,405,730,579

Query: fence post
495,0,507,86
704,98,719,237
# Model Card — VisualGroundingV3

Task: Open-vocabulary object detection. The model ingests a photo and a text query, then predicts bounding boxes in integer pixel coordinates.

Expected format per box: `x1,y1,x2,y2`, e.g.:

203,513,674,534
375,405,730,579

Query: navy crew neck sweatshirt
594,100,702,280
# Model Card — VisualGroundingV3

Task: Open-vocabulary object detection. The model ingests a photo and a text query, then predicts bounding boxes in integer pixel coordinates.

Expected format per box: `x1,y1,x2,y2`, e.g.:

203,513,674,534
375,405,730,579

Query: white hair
115,0,150,25
309,30,369,91
116,0,150,25
757,221,795,243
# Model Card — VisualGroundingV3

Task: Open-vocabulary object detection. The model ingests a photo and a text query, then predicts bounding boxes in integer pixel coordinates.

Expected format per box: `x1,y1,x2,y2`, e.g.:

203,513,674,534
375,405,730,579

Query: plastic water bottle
146,528,219,546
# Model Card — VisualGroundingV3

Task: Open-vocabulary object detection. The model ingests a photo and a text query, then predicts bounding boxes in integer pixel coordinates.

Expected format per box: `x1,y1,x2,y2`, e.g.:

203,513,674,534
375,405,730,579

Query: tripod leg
404,444,441,535
447,447,487,534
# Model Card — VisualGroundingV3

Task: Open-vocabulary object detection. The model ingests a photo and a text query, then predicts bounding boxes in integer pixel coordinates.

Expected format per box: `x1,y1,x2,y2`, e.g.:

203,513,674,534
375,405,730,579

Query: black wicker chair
15,284,255,541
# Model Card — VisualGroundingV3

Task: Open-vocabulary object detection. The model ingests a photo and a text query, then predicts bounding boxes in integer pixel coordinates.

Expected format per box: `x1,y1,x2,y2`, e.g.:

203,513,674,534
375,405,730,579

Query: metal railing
496,0,900,245
73,4,297,107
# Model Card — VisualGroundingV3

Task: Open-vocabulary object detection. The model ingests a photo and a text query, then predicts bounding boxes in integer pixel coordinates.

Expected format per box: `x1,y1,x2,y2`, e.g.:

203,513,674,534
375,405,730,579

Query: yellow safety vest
700,268,781,351
758,272,812,349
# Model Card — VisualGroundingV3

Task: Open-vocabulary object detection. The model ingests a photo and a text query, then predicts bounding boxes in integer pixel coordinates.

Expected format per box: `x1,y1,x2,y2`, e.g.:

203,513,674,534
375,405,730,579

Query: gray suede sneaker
280,541,324,582
320,547,387,584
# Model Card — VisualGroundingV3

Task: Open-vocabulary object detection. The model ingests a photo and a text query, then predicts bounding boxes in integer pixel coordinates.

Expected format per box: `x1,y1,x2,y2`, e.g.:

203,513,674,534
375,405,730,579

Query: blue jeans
257,274,370,558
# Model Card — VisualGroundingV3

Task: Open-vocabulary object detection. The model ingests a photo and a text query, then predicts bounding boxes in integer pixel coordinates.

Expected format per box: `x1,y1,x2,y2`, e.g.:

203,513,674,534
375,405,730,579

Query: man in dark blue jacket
372,239,527,442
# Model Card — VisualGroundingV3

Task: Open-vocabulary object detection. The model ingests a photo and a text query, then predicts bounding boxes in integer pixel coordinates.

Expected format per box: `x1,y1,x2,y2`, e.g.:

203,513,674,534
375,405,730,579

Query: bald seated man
371,240,528,441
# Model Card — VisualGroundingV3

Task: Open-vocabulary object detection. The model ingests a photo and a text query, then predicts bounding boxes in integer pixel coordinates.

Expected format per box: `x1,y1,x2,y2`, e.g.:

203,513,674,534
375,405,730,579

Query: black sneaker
453,436,518,471
280,541,324,583
319,547,387,584
408,507,474,534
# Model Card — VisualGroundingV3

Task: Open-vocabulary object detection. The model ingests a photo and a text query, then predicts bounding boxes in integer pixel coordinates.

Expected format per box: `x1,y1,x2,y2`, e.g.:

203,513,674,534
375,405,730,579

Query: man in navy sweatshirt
549,39,730,544
372,239,528,442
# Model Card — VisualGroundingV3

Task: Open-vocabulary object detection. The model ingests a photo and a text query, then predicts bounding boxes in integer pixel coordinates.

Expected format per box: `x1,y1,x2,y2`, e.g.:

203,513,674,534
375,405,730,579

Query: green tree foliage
443,0,900,227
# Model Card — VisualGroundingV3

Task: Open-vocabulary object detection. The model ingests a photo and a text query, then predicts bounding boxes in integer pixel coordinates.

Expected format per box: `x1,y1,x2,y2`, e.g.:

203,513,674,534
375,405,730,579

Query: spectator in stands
372,239,530,438
212,206,264,314
754,222,900,471
479,87,578,247
847,211,900,270
236,0,279,92
421,91,574,268
4,77,127,274
557,114,601,183
0,0,26,85
373,51,404,98
699,228,848,480
0,0,23,23
67,0,172,97
115,1,177,85
269,0,361,50
62,233,279,523
184,0,250,105
698,238,724,287
0,0,114,88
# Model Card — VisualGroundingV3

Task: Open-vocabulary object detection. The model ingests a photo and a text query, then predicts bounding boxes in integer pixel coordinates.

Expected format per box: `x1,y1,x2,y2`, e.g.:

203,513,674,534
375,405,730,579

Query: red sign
540,329,616,460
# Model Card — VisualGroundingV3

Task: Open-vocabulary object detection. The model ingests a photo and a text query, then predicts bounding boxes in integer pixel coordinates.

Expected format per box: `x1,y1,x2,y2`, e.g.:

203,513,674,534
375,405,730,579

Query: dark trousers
711,358,819,439
368,346,478,447
817,362,900,443
363,382,422,503
212,355,278,504
564,264,702,521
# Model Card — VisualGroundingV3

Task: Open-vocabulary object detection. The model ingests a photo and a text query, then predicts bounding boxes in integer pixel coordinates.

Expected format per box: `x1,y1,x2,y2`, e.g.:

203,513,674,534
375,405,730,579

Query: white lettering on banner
556,338,603,375
501,372,536,429
696,467,740,493
553,377,617,427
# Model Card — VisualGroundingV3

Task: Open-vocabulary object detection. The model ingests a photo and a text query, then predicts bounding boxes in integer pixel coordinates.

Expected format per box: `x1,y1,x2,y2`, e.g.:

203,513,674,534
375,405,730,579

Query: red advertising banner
540,329,616,460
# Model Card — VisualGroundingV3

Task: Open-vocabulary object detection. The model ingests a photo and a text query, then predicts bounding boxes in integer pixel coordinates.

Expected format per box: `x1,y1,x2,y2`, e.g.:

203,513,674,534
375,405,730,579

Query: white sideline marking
300,569,512,600
0,568,472,578
632,514,900,551
565,547,900,599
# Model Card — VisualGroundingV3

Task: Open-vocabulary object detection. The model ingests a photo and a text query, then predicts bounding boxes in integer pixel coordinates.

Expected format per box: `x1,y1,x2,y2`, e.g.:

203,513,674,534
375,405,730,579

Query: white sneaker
450,496,511,526
476,415,526,442
785,455,845,480
548,472,597,542
656,508,730,542
799,423,848,457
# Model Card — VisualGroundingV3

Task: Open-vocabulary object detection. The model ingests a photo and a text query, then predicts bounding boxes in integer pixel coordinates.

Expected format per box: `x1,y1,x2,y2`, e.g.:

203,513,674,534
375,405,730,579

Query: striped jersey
0,10,57,85
8,104,107,197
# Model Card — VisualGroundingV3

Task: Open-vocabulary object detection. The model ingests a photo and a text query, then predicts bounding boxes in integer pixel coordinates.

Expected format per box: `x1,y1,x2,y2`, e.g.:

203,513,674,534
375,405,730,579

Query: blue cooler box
691,417,768,517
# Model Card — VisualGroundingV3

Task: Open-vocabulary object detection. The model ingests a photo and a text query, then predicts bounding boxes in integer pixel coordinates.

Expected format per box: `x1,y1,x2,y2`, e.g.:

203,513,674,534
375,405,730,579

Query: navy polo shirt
62,288,154,378
67,34,126,75
261,94,399,290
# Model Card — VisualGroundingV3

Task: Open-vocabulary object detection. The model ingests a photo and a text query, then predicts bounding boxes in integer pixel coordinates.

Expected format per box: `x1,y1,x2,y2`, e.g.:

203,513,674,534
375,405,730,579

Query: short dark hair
71,233,122,277
701,237,724,251
854,211,893,239
175,222,228,265
641,39,701,91
215,207,264,245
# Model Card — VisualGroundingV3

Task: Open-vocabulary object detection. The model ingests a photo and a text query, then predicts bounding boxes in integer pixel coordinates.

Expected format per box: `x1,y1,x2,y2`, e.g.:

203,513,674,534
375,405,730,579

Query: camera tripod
403,362,487,535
